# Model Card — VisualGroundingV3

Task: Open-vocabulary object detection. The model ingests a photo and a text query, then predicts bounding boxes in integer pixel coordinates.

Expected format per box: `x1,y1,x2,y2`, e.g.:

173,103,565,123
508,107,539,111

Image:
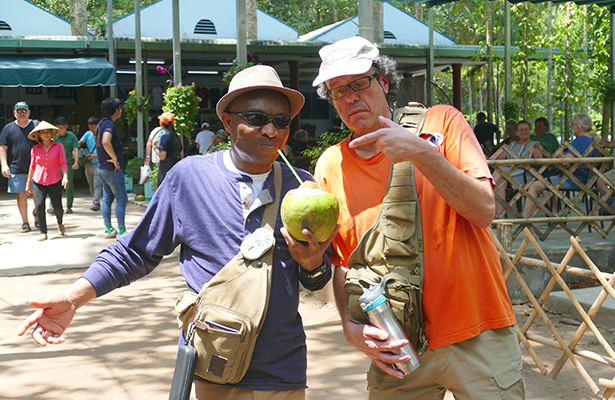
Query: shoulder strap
195,161,282,299
261,162,282,231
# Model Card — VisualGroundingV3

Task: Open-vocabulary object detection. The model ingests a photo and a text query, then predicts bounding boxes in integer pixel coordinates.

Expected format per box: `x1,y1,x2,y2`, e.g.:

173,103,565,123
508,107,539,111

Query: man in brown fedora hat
18,65,338,400
0,101,40,233
313,36,524,398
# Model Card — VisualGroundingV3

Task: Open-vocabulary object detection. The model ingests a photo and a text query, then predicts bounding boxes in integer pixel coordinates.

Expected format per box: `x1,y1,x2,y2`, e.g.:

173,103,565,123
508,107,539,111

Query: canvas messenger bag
174,162,282,384
344,103,431,355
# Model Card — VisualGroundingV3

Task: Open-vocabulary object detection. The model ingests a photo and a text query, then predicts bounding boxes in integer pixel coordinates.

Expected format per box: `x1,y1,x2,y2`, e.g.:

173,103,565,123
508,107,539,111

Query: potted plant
124,90,152,125
144,165,158,201
124,156,146,195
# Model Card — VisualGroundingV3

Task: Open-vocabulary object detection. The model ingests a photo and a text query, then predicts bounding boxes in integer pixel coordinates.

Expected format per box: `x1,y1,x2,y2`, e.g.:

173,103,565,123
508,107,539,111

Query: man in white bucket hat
18,65,337,400
313,36,524,399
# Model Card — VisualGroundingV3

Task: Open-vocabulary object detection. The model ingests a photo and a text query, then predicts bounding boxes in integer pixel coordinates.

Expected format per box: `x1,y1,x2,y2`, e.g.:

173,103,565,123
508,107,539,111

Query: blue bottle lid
359,278,387,312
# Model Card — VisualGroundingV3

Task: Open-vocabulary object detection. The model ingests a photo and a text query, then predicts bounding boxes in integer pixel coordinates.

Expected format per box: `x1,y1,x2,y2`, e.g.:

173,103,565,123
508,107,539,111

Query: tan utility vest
344,103,430,354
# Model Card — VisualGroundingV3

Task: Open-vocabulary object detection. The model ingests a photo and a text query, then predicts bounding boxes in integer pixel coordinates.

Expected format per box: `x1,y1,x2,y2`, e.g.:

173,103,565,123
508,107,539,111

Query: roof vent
194,19,216,35
384,31,396,40
0,21,12,31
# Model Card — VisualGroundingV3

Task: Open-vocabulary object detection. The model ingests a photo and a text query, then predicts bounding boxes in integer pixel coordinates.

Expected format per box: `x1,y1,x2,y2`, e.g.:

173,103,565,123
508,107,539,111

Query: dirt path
1,257,614,399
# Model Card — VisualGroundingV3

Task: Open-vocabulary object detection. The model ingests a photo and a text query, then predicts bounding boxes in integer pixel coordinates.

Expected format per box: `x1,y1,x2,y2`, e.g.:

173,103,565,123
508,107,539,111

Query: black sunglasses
226,111,291,129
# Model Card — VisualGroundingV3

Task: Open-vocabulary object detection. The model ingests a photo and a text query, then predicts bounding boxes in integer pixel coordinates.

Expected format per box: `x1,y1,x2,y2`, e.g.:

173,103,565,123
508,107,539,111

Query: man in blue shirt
17,66,337,400
79,117,102,211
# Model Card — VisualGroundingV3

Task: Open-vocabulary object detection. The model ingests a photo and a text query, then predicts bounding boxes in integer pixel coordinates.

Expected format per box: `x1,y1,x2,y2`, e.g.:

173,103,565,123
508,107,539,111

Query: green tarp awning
0,56,116,87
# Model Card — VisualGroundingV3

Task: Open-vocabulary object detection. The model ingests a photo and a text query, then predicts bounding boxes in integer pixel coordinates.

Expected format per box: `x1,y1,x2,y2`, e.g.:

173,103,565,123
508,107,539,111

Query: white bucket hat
312,36,380,87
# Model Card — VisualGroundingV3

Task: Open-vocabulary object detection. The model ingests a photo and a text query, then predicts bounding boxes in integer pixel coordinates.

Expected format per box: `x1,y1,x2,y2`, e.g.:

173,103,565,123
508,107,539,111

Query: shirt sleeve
29,147,36,171
81,172,181,297
159,133,170,151
58,144,68,173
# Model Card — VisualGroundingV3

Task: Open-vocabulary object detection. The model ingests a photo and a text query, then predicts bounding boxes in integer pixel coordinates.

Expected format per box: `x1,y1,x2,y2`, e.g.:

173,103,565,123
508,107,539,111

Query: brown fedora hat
28,121,60,141
216,65,304,120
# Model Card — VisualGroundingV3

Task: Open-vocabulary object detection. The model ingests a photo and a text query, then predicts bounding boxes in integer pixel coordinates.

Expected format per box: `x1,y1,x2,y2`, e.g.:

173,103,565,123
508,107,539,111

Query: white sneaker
104,227,117,239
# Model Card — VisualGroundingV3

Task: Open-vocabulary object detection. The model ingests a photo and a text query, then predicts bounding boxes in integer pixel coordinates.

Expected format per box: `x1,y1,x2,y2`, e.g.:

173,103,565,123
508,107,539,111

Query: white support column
107,0,116,97
427,7,434,107
358,0,375,42
236,0,248,65
172,0,181,86
135,0,143,158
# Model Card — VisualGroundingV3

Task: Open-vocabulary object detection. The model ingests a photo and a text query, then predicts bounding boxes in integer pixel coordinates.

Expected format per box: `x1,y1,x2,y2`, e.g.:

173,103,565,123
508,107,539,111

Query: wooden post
495,222,513,254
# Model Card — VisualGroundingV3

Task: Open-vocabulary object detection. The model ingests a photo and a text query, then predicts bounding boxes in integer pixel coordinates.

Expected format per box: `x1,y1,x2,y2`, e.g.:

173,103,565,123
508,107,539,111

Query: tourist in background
524,113,599,218
25,121,68,241
154,112,183,187
96,97,128,239
0,101,39,233
492,120,542,216
531,117,559,155
79,117,102,211
48,116,79,215
195,122,214,154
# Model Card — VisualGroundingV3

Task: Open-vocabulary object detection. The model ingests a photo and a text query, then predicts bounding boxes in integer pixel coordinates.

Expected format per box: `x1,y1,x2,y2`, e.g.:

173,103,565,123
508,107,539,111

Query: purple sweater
81,151,332,390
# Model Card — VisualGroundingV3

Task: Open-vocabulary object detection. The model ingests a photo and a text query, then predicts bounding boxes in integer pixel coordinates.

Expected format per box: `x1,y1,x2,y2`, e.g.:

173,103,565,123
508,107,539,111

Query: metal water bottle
359,278,420,375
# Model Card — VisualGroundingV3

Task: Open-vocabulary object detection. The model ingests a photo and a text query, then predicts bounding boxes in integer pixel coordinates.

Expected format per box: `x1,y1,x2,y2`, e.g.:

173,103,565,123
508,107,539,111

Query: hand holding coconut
280,181,340,272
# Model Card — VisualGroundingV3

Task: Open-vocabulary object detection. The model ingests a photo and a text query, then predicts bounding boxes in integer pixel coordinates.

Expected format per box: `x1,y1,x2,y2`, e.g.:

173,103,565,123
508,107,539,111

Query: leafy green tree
30,0,158,35
256,0,357,35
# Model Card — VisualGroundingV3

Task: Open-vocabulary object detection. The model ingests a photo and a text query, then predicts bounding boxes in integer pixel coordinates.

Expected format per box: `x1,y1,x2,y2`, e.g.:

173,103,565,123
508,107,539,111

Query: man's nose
345,87,360,103
261,120,280,138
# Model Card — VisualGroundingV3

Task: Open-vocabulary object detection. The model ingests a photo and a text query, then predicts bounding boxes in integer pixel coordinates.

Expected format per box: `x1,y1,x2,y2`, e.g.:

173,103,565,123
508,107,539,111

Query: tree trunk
547,2,553,124
246,0,257,40
583,5,589,113
373,1,383,43
415,3,423,21
564,3,572,143
69,0,88,36
522,3,529,121
602,101,611,138
486,0,493,122
330,3,338,24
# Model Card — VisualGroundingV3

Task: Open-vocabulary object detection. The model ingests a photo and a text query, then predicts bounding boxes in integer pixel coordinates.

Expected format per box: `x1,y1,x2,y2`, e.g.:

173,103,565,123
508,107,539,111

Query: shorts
193,380,305,400
367,326,525,400
8,173,27,193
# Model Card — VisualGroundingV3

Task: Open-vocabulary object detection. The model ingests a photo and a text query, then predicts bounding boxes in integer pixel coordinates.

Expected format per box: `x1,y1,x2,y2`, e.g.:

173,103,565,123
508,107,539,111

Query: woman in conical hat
25,121,68,241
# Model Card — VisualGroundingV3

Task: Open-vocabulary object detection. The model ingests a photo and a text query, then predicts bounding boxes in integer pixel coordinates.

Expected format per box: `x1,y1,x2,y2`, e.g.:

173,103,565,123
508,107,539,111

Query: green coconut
281,184,339,242
135,194,146,202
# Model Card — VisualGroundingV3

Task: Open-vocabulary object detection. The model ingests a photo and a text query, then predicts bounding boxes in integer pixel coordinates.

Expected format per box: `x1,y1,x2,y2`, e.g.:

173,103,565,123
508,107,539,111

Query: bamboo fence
488,141,615,240
493,227,615,398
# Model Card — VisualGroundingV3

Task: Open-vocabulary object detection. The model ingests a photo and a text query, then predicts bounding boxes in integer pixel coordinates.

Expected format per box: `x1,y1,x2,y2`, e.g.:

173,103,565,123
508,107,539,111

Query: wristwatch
302,263,327,279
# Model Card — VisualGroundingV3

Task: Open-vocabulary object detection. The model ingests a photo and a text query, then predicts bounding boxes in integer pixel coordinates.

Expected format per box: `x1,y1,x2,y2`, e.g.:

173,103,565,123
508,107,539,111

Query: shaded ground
2,256,615,399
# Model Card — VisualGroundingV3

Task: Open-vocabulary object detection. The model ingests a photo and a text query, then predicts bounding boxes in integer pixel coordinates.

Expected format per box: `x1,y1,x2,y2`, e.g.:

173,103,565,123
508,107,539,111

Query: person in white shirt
195,122,215,154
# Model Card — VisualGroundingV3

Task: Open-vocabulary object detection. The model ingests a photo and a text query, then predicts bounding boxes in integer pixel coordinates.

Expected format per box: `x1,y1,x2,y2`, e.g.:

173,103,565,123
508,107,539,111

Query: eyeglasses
226,111,291,129
326,73,379,100
15,109,28,114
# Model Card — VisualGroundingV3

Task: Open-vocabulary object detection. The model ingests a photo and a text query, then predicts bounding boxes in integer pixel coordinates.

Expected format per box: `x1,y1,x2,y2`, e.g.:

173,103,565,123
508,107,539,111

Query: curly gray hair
316,54,400,107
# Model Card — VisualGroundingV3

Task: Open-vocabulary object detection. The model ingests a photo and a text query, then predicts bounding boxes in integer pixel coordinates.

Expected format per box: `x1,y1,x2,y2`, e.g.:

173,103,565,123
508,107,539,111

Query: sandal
20,223,31,233
32,209,39,228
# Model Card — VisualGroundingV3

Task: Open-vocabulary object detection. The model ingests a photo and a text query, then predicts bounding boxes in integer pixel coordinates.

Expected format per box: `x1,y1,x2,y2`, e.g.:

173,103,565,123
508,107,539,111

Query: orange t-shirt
315,105,516,349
